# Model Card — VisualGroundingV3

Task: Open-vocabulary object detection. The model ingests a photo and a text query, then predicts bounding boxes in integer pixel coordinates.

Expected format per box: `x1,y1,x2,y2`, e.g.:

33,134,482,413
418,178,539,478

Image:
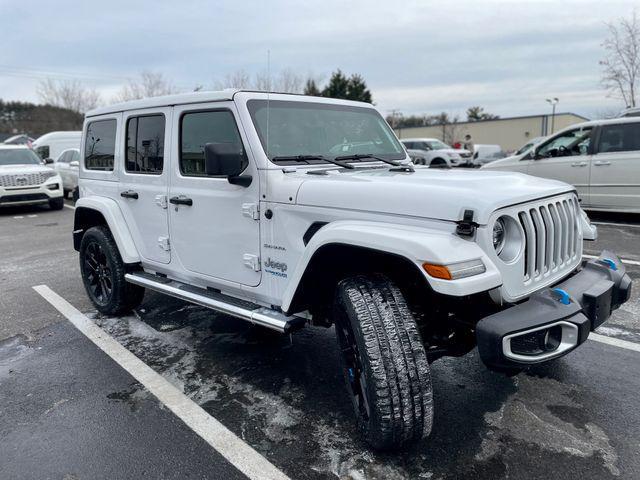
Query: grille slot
0,172,48,187
517,197,580,283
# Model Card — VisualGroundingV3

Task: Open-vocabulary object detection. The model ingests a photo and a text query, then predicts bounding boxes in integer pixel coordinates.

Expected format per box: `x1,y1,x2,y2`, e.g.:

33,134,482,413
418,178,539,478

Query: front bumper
476,251,632,370
0,178,63,206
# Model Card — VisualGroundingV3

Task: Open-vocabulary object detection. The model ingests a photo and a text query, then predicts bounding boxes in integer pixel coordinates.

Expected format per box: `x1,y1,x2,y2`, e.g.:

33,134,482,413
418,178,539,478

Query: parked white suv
0,145,64,209
53,148,80,199
482,117,640,213
400,138,471,167
73,91,631,450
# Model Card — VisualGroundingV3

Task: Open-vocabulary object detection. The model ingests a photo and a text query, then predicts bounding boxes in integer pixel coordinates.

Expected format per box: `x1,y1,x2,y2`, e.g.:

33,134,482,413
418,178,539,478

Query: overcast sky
0,0,635,119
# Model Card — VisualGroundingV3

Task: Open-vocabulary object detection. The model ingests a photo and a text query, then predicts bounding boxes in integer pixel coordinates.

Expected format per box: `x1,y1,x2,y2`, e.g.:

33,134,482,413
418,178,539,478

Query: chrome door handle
571,161,587,167
594,160,611,166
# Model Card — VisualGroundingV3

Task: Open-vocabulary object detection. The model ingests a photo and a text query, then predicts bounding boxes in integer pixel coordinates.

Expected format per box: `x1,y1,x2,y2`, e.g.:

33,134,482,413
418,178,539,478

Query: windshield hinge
456,209,478,237
242,203,260,220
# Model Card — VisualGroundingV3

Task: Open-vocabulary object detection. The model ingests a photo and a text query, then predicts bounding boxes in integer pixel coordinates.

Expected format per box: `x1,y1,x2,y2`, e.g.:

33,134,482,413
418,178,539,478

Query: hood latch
456,209,478,237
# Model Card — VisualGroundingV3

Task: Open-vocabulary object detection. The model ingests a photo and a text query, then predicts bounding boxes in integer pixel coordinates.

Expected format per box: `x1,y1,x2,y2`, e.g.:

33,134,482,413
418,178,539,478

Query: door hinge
155,195,168,209
158,236,171,251
242,203,260,220
243,254,261,271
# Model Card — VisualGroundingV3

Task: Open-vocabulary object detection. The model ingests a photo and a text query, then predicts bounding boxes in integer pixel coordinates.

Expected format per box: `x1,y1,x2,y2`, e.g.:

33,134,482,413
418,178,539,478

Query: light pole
546,97,559,135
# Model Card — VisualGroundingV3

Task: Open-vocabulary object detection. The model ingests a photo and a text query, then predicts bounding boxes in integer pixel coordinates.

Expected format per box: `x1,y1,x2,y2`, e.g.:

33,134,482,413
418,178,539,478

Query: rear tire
333,274,433,450
79,226,145,315
49,197,64,210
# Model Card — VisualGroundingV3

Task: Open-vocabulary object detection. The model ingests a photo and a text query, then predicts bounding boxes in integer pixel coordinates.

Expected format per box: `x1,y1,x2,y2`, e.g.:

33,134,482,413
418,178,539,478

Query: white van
32,131,81,162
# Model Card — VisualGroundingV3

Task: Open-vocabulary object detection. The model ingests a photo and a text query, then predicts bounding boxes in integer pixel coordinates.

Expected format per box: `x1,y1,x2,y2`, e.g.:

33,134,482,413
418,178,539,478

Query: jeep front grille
517,196,580,283
0,172,48,187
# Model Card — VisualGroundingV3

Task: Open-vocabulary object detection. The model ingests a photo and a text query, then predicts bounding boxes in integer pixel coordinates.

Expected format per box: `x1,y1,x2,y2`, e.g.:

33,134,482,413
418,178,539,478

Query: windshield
425,140,450,150
247,100,405,164
0,149,42,166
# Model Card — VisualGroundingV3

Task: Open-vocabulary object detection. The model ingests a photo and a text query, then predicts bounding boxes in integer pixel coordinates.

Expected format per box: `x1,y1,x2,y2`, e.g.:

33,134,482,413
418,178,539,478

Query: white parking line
32,285,291,480
592,221,640,229
63,204,75,210
583,254,640,267
590,332,640,353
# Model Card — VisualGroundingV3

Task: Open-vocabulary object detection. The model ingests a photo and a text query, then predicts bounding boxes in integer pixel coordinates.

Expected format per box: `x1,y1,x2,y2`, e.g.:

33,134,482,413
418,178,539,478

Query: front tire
79,226,144,315
334,275,433,450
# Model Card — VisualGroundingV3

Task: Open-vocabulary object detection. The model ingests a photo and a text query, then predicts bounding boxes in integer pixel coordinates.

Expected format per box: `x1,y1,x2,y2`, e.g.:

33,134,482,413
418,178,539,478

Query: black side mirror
204,143,252,187
43,157,54,165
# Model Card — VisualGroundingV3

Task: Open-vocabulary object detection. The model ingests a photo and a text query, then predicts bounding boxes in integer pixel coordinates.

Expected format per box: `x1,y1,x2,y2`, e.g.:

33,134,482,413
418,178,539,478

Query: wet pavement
1,202,640,479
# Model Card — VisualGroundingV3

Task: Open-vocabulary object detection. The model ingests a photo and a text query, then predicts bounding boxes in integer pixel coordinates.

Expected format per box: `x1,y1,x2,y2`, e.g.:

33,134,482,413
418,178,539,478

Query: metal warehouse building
394,112,588,152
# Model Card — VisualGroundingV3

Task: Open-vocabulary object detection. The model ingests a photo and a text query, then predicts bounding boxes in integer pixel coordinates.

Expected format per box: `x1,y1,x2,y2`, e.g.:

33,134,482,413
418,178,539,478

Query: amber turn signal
422,263,452,280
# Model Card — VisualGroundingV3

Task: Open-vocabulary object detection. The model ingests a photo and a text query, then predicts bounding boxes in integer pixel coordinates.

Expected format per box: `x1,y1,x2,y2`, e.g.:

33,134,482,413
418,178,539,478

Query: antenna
266,49,271,159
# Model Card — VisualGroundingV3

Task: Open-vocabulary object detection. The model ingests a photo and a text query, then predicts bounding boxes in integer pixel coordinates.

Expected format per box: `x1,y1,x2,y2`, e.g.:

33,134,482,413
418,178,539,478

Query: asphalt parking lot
1,201,640,480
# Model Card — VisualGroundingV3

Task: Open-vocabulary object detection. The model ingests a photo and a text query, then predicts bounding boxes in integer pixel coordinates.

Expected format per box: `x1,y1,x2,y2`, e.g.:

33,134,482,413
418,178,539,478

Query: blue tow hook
601,258,618,271
348,368,355,382
551,288,571,305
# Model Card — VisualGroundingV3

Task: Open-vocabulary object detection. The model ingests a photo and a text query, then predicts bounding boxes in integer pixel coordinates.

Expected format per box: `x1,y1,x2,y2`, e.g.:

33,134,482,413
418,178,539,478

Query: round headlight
493,218,506,254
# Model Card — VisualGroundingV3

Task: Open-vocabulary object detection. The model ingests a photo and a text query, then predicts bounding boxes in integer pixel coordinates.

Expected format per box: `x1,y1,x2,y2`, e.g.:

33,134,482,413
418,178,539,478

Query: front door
589,122,640,210
168,103,261,287
527,126,593,204
117,108,171,264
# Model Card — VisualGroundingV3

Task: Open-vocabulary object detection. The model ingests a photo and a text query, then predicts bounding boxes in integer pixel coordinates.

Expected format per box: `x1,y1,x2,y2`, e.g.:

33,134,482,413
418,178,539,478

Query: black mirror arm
228,175,252,187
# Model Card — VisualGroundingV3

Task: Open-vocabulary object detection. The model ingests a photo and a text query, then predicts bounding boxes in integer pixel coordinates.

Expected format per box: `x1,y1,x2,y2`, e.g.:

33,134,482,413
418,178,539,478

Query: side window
71,151,80,163
402,141,413,149
180,110,247,177
597,123,640,153
126,114,165,174
57,151,70,163
537,128,592,158
85,119,116,171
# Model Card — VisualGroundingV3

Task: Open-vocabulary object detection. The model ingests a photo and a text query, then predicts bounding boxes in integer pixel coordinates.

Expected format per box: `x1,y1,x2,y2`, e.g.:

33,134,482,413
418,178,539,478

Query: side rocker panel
281,220,502,312
74,197,141,264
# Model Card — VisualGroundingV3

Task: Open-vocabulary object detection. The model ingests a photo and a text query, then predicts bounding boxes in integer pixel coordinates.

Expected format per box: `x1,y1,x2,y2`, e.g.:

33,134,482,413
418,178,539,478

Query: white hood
294,167,574,225
0,163,51,174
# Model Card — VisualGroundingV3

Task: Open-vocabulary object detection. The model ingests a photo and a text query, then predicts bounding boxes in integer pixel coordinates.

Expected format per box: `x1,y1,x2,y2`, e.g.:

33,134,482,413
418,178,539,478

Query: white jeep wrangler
74,90,632,450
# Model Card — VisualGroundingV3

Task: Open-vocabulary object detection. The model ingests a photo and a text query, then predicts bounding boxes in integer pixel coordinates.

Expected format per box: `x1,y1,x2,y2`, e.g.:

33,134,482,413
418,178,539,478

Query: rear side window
126,114,165,174
597,123,640,153
85,119,116,171
179,110,247,177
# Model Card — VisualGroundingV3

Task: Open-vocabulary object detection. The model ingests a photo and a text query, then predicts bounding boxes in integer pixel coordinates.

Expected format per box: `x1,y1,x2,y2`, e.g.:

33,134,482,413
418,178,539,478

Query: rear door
54,151,71,187
117,108,171,264
527,126,593,204
589,122,640,210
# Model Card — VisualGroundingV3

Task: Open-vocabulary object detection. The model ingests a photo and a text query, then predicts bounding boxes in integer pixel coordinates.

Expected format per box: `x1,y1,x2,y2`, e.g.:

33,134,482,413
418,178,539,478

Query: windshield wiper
334,153,414,171
272,155,355,169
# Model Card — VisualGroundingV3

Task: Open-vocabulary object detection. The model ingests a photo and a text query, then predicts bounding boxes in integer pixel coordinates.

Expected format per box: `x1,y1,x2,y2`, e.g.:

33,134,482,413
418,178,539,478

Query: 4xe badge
264,257,288,278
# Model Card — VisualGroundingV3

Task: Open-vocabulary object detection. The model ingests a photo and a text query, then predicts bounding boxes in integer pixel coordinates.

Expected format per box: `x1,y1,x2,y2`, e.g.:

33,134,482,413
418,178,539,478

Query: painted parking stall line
63,204,75,210
589,332,640,352
33,285,291,480
583,253,640,267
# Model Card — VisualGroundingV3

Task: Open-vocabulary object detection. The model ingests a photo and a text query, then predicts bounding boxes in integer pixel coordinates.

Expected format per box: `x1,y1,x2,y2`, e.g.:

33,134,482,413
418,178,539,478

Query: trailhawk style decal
264,258,288,278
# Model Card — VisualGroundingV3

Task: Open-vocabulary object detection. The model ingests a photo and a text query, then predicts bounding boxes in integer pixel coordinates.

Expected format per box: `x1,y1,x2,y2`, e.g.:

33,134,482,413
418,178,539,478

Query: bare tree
213,68,303,93
600,10,640,107
213,69,252,90
36,78,101,113
114,71,177,102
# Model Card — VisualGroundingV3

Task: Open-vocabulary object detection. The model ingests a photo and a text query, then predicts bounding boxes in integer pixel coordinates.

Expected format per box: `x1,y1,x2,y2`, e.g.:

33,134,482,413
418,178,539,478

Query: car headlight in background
493,218,506,254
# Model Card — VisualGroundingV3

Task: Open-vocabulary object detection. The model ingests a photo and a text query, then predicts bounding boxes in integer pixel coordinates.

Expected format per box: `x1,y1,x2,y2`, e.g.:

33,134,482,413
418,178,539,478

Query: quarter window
179,110,247,176
85,119,117,171
126,115,165,174
597,123,640,153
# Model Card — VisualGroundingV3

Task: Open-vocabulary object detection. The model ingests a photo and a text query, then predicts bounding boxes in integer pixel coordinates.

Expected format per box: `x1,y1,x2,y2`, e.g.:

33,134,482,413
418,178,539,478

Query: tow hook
551,288,571,305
